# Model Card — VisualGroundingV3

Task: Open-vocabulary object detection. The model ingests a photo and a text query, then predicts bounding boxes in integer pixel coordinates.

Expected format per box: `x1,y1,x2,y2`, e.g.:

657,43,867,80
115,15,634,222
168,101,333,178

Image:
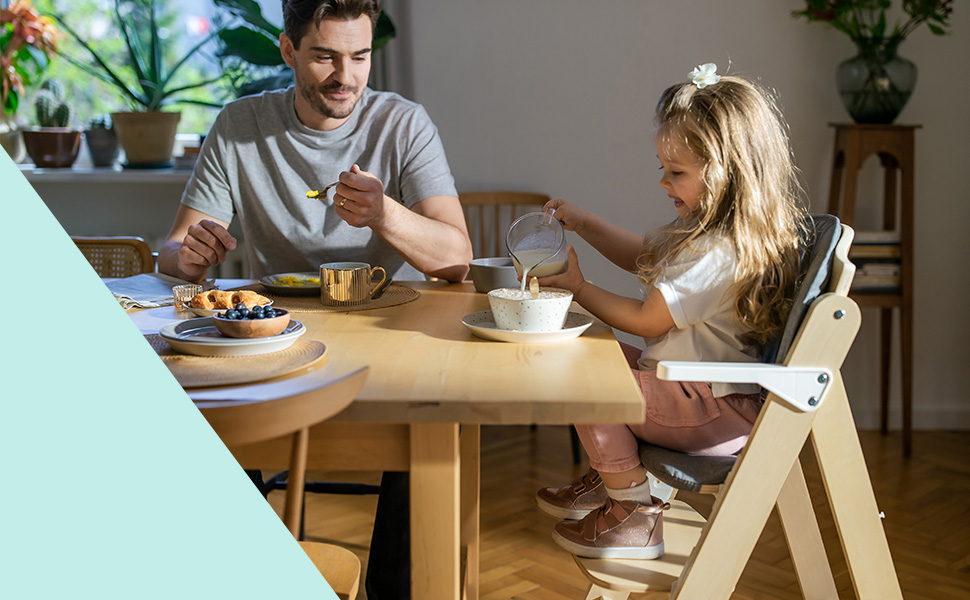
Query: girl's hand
543,198,587,233
536,246,585,292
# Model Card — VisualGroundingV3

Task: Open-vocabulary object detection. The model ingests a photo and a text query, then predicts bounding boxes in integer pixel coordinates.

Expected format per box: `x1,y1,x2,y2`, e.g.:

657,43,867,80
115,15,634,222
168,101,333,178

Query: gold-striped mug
320,262,387,306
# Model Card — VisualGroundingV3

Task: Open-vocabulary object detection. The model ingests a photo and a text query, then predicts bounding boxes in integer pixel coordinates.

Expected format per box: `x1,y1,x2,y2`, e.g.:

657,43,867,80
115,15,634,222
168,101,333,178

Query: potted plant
1,0,59,163
213,0,396,97
792,0,955,123
52,0,225,167
84,113,119,167
21,78,81,167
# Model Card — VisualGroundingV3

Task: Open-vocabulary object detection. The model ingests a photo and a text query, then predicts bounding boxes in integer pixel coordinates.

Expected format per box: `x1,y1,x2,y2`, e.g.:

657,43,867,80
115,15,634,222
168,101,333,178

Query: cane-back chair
72,235,155,277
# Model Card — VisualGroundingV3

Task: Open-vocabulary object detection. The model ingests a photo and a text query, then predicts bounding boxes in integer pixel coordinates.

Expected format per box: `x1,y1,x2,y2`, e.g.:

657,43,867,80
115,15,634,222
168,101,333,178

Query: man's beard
298,79,362,120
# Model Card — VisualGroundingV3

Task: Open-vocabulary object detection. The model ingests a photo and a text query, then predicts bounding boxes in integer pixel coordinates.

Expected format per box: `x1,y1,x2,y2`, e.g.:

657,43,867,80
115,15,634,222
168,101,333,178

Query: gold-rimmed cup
320,262,387,307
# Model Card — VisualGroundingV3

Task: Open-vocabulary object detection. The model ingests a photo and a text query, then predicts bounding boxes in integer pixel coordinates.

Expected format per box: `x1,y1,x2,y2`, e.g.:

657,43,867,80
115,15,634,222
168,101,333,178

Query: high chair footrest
572,499,705,593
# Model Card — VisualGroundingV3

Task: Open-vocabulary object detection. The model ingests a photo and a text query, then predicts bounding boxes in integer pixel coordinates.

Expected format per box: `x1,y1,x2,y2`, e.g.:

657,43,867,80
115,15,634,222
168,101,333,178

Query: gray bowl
468,257,520,293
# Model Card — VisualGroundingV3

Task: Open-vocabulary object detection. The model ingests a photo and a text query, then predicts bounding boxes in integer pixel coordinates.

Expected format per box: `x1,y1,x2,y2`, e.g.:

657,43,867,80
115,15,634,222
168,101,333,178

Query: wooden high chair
570,216,904,599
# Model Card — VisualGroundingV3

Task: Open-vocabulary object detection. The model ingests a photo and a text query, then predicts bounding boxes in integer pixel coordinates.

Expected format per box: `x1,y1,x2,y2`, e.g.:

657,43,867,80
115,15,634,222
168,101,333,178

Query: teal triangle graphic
0,152,338,599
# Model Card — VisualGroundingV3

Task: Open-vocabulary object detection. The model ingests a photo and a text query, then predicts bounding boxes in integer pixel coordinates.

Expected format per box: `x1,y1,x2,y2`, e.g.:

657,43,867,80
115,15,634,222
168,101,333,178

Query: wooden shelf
18,164,193,184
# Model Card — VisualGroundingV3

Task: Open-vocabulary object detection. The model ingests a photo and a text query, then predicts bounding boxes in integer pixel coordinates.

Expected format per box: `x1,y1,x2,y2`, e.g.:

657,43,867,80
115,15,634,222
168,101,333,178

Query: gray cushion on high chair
639,444,737,492
639,215,842,492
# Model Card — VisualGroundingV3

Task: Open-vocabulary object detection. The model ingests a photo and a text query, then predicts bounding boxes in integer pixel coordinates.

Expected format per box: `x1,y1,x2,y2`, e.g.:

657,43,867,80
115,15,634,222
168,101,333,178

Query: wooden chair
196,366,369,599
571,216,904,599
299,540,362,600
459,191,586,464
72,235,155,277
459,191,550,258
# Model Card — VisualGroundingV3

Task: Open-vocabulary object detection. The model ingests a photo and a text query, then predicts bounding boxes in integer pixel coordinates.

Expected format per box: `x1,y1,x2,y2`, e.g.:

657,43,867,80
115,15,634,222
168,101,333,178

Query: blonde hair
638,75,808,346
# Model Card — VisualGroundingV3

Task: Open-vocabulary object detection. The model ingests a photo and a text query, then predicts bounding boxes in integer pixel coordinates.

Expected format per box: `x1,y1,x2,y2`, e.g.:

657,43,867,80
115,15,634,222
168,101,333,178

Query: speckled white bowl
486,287,573,332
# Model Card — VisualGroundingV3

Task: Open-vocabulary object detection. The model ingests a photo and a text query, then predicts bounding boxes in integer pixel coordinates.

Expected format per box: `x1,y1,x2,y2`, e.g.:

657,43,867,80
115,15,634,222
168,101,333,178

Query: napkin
105,273,212,309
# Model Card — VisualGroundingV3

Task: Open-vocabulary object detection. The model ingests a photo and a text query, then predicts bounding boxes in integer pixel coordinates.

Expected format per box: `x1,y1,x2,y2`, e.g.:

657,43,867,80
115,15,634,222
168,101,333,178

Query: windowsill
18,164,194,184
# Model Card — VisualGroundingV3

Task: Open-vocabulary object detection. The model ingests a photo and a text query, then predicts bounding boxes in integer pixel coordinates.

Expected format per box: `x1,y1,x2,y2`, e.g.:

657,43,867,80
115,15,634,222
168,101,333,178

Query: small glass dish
172,283,203,310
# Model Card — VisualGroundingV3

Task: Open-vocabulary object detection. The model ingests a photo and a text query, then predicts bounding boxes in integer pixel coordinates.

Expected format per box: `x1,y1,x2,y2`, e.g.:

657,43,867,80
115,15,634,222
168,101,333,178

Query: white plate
259,271,321,295
159,317,306,356
461,311,594,343
186,299,274,318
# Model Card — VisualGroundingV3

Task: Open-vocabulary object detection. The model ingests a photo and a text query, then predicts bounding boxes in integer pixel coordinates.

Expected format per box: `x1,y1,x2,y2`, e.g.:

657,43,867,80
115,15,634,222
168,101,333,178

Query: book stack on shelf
849,230,901,293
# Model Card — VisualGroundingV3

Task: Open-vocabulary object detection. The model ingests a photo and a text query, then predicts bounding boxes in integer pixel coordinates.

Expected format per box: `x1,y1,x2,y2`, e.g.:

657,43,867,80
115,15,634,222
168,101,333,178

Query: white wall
388,0,970,430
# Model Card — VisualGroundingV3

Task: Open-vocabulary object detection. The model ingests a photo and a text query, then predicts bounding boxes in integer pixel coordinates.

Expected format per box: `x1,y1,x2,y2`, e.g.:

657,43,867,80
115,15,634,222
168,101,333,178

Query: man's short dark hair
282,0,382,49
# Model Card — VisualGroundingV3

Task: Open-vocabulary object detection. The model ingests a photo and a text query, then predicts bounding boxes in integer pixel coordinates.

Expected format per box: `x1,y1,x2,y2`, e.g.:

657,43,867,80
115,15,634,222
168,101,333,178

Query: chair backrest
459,191,550,257
298,541,361,600
762,214,842,365
198,366,368,448
198,366,368,536
72,236,154,278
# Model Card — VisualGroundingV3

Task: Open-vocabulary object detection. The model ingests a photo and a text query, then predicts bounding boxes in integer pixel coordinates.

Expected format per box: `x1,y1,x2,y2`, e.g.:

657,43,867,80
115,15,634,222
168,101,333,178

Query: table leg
411,422,461,599
461,424,481,600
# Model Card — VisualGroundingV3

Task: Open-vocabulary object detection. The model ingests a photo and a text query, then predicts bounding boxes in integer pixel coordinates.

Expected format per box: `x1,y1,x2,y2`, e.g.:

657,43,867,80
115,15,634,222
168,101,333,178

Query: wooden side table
827,123,918,457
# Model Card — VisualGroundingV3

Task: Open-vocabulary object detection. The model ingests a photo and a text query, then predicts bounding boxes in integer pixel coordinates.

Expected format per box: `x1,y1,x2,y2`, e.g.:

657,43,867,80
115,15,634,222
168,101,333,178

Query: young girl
534,64,808,560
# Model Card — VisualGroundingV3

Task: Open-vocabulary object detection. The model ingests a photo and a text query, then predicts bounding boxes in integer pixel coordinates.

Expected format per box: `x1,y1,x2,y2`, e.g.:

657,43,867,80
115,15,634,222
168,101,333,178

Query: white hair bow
689,63,720,88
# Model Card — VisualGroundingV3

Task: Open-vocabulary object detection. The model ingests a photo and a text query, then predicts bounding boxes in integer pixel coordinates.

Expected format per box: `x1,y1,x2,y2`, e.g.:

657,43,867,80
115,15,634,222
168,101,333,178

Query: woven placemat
146,334,327,388
234,283,420,313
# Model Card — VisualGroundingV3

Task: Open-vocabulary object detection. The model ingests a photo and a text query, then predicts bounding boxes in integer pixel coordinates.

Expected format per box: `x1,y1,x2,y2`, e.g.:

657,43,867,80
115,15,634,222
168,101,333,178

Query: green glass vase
836,36,917,124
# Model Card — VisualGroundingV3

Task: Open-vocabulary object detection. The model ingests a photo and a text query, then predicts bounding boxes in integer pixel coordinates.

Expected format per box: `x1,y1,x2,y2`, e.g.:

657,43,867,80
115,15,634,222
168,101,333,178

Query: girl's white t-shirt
638,234,761,397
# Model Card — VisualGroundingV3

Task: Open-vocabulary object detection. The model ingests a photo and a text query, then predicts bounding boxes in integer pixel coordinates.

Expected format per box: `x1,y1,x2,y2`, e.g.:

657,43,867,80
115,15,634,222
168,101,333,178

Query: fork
305,181,339,200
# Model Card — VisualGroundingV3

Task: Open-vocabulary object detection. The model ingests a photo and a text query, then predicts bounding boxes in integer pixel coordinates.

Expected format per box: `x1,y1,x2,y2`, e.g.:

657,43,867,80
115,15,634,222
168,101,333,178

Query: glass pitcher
505,208,568,278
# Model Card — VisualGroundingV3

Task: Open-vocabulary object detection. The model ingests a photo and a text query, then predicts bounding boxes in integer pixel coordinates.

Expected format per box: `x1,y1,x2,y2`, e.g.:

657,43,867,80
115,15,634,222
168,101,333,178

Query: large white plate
159,317,306,356
461,311,593,343
186,299,274,318
258,271,321,295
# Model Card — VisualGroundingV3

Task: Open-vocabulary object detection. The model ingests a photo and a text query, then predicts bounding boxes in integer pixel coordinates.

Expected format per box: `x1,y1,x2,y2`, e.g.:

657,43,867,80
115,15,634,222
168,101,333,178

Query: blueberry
252,304,264,313
264,308,277,318
235,302,247,310
224,309,240,320
237,307,250,318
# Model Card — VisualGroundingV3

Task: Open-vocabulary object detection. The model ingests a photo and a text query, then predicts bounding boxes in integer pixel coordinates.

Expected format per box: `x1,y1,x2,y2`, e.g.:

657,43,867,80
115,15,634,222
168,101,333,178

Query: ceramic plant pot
22,128,82,168
111,111,181,168
84,128,120,167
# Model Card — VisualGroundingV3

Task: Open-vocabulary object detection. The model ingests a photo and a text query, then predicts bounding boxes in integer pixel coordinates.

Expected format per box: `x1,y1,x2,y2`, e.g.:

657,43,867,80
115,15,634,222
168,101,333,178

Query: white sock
606,479,653,503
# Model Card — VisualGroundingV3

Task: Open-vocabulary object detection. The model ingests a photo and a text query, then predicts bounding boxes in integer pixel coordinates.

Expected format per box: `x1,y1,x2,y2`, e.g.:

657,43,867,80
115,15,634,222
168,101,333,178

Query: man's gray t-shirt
181,86,458,280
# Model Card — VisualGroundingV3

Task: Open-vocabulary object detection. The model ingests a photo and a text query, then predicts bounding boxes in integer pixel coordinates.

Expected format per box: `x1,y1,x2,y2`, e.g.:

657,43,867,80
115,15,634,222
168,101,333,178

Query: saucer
461,311,594,343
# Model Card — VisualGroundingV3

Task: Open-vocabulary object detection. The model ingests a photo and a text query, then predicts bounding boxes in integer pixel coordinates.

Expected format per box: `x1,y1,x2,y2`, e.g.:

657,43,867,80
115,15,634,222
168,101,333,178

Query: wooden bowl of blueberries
212,303,290,338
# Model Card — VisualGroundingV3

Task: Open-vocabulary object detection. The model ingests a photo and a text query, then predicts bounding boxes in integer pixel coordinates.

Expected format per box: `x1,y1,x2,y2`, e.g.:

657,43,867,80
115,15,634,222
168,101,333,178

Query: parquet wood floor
279,427,970,599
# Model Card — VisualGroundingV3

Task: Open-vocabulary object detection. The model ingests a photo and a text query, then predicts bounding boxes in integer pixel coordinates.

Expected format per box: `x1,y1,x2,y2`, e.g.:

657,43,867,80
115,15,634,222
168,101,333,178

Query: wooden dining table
129,279,645,600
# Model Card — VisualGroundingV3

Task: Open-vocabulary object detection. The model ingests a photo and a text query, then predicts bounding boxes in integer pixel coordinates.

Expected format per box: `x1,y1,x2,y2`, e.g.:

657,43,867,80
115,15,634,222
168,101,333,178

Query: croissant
188,289,270,310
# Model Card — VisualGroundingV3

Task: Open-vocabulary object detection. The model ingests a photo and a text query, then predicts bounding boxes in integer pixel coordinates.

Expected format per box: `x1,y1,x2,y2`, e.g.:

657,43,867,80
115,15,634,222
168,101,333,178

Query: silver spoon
305,181,339,201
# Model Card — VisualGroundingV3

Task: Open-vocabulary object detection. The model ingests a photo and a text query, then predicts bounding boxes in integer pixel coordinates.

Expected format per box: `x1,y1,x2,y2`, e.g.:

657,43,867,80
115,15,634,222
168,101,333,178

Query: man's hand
177,219,237,280
333,164,388,228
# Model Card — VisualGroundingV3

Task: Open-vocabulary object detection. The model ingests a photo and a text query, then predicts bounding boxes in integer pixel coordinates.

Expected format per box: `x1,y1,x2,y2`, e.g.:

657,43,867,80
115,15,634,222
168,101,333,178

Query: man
158,2,471,598
157,0,471,283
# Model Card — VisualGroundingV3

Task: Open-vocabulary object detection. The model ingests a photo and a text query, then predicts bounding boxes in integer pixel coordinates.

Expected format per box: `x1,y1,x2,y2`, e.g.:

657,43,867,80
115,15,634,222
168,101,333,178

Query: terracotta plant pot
111,111,181,168
84,128,120,167
22,128,82,168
